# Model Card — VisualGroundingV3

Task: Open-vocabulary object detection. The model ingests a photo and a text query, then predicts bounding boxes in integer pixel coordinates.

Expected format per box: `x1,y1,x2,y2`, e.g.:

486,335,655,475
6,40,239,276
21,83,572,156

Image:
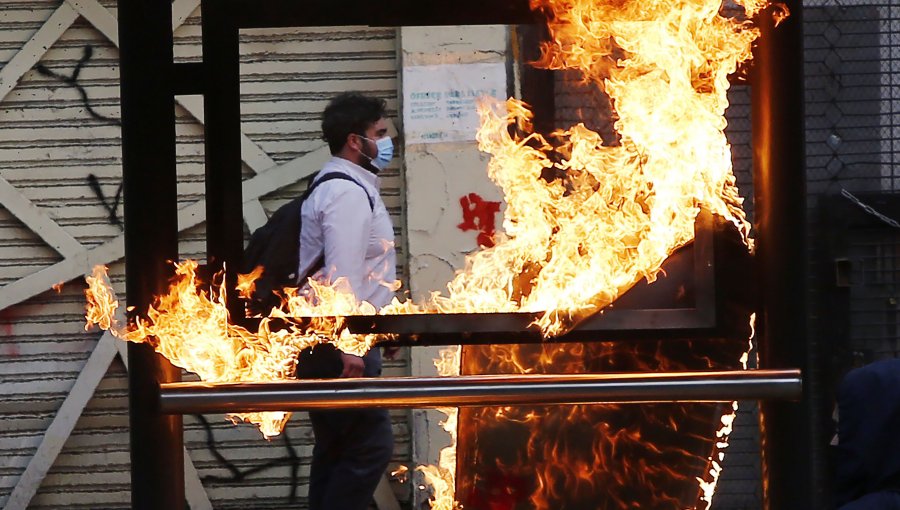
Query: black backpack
241,172,374,315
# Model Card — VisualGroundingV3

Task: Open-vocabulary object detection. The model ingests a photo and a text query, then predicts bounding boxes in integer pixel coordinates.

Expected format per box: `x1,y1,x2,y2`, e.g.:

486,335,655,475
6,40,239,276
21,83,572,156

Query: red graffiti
0,308,17,349
457,193,501,247
0,308,14,334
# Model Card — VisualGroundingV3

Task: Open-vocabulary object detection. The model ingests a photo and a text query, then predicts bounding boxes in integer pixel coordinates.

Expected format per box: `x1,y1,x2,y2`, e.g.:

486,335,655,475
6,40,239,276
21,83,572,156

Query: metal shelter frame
116,0,812,508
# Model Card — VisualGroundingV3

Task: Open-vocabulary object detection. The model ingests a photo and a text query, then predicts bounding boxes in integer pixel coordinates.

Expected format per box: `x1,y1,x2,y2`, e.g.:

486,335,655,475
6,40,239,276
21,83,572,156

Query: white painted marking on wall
0,4,80,103
0,177,83,258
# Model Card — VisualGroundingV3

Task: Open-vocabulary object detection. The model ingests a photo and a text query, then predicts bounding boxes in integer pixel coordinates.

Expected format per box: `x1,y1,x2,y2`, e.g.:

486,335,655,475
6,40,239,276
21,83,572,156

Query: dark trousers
308,350,393,510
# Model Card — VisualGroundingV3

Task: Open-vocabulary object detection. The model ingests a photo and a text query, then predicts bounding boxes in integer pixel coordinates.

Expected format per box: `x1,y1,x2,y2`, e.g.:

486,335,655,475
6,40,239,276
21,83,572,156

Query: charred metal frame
249,209,745,344
117,0,808,509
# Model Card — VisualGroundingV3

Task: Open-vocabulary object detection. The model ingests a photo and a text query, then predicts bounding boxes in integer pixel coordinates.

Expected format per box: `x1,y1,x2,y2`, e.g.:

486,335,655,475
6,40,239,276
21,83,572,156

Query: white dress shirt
298,156,397,309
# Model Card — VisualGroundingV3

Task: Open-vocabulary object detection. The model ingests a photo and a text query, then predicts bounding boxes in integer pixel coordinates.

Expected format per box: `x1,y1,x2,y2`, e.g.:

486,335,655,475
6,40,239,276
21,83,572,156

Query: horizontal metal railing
159,369,801,414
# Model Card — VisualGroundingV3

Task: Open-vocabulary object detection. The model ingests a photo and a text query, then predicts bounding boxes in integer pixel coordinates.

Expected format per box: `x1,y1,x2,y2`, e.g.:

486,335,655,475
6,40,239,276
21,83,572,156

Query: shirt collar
329,156,380,189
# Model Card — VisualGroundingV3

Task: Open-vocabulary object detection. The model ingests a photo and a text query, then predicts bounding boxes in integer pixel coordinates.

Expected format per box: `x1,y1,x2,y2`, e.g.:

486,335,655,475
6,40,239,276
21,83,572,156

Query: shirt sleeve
317,181,373,302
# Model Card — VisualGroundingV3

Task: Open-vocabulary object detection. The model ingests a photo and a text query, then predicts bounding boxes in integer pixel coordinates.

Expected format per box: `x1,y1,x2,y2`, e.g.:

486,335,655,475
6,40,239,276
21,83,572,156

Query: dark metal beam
516,22,555,135
256,309,739,348
223,0,537,29
159,369,802,414
202,0,245,320
173,62,205,96
358,311,729,345
752,0,812,508
117,0,183,508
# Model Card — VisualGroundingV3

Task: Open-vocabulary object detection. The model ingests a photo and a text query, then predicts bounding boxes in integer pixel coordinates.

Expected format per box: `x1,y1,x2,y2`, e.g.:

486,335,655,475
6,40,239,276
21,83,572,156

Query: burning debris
448,0,773,504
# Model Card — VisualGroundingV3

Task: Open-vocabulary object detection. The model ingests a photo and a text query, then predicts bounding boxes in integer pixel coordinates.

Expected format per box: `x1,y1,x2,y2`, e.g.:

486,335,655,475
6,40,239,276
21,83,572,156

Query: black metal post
118,0,184,508
752,0,814,508
516,22,555,135
202,0,245,319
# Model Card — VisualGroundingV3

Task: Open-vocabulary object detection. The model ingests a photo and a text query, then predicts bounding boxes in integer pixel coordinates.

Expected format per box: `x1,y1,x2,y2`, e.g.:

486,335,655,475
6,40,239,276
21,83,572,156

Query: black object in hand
296,343,344,379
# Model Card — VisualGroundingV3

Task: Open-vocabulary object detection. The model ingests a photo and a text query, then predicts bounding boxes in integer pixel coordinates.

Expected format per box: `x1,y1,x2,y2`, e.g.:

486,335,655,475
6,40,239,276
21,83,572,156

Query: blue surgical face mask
358,135,394,172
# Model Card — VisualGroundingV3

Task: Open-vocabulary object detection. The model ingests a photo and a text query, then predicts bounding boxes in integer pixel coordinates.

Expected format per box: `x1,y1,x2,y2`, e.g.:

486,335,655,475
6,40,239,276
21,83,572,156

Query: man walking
299,92,396,510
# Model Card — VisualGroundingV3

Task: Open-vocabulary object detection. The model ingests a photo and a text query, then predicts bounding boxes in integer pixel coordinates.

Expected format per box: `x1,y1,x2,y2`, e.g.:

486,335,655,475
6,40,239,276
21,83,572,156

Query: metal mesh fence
848,228,900,357
805,0,900,367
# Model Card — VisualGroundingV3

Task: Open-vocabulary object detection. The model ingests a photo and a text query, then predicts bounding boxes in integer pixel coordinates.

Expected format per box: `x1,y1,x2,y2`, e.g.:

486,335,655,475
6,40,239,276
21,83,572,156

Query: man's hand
340,353,365,378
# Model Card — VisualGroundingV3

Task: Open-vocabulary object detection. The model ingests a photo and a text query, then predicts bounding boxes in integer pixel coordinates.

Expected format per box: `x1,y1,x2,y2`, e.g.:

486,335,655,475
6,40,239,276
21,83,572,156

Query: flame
697,315,756,508
772,4,791,28
84,0,774,503
697,400,739,509
85,266,121,332
391,464,410,483
378,0,772,339
438,0,769,506
416,347,461,510
85,261,372,438
235,265,263,297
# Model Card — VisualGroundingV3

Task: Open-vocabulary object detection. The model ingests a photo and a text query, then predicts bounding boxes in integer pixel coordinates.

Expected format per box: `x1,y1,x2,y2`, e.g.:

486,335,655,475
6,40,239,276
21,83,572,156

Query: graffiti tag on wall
457,192,501,247
195,414,302,502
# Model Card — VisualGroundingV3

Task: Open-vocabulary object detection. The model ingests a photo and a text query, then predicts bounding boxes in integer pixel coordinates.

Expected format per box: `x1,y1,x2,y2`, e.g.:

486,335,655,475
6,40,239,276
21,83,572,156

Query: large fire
85,0,775,506
445,0,771,505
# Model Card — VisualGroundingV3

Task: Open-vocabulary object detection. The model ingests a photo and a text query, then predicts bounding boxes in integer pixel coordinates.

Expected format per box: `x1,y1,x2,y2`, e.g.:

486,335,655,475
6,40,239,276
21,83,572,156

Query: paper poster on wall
402,62,507,144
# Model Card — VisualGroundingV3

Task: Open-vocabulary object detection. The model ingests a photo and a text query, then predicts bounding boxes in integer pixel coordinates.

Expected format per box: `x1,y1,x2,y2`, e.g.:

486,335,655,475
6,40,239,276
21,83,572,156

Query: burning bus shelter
112,0,812,508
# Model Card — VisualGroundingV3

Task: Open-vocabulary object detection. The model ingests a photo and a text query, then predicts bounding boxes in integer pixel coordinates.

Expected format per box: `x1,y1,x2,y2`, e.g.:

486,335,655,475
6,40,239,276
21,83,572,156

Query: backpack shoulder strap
240,173,374,315
303,172,375,211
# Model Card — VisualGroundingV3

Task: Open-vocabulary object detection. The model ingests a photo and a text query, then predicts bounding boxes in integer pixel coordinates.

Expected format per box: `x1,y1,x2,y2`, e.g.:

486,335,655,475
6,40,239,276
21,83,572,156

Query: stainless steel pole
159,369,801,414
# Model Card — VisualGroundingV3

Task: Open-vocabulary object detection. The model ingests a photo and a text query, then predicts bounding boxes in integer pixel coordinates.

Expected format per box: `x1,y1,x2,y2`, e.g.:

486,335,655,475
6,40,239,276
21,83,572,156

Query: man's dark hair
322,92,387,155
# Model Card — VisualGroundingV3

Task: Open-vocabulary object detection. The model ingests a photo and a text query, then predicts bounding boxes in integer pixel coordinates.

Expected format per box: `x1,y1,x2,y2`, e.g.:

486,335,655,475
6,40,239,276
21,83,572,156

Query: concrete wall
399,25,510,507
